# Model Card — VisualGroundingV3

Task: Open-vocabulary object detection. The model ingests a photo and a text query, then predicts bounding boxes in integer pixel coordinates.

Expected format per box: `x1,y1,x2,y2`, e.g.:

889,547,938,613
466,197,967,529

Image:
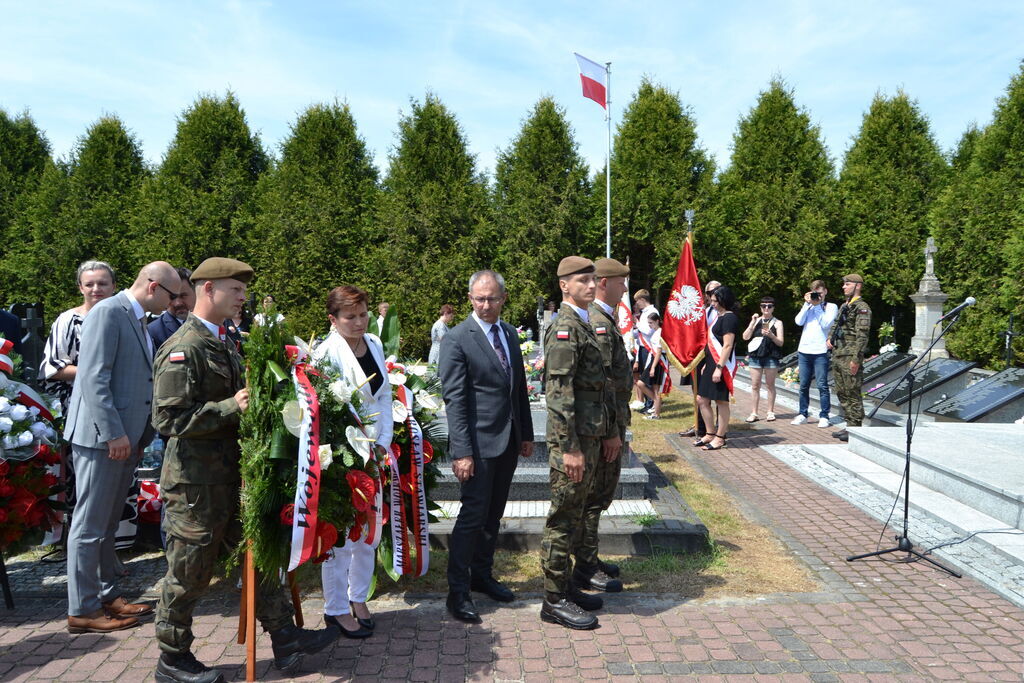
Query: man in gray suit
439,269,533,624
64,261,181,634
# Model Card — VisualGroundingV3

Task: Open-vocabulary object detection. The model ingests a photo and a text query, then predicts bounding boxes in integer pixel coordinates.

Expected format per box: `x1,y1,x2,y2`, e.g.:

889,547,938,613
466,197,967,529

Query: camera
810,291,820,302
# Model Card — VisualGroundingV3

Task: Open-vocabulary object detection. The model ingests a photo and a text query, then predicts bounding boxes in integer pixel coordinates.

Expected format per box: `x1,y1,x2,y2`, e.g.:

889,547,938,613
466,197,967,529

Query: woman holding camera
742,296,784,422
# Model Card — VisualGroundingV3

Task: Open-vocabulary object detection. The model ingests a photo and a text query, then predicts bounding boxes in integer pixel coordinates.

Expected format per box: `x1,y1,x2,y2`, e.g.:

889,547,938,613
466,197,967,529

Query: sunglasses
760,303,774,308
149,278,180,300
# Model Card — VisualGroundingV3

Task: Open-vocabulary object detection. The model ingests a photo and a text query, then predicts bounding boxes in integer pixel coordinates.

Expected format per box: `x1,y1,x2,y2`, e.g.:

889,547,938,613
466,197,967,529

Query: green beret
594,258,630,278
191,257,254,284
842,273,864,284
557,256,595,277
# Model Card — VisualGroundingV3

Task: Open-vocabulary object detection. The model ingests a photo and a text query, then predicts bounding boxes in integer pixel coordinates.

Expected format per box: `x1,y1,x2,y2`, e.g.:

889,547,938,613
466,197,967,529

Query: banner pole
605,61,612,259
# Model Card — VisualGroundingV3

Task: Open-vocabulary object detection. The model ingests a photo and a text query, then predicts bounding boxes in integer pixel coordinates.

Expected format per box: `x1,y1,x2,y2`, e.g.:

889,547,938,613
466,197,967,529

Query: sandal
693,436,713,447
766,412,776,422
745,413,759,423
701,434,727,451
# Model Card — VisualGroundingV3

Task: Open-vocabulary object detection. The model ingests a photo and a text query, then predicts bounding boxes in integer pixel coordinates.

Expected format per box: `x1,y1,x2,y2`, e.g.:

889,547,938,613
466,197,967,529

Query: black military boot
597,559,621,578
573,565,623,593
268,623,339,672
155,651,225,683
540,593,599,630
567,582,603,611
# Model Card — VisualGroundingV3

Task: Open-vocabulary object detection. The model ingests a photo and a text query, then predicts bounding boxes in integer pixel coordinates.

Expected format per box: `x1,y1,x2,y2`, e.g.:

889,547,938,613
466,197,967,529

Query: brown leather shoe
103,596,155,617
68,609,139,634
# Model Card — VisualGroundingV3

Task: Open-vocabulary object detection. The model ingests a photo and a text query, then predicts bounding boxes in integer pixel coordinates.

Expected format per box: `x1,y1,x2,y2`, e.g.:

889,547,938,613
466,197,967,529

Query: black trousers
446,439,518,593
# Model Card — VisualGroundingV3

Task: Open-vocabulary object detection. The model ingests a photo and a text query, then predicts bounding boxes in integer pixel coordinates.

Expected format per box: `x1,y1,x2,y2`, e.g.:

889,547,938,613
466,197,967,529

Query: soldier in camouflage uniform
828,274,872,443
572,258,631,595
539,256,614,630
152,258,336,683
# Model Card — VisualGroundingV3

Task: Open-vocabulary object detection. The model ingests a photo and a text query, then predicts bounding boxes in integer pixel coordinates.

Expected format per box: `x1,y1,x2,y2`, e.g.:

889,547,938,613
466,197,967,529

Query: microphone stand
848,311,964,577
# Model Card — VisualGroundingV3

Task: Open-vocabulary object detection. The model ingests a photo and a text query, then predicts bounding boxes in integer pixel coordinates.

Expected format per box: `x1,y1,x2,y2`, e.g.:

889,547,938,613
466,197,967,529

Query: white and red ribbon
706,331,736,395
287,362,322,572
391,384,429,577
637,332,673,395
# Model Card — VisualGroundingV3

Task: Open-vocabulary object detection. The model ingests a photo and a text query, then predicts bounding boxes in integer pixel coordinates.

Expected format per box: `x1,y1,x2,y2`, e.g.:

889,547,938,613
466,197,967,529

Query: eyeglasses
149,279,180,300
470,296,502,305
760,304,774,308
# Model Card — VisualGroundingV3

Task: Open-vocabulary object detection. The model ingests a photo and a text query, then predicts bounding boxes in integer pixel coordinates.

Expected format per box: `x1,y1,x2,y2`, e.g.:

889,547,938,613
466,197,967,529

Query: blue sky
2,1,1022,177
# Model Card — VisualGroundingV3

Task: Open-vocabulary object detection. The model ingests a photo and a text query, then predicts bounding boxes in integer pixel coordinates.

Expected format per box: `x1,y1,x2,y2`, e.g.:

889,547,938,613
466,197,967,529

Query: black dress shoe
324,613,372,639
573,567,623,593
446,592,481,623
349,601,375,630
155,651,225,683
540,594,599,630
470,576,515,602
567,585,603,611
269,623,340,672
832,429,849,442
597,559,620,578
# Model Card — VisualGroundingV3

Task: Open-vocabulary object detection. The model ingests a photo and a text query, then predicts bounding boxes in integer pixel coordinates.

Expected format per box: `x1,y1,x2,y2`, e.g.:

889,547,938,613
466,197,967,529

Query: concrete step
798,441,1024,572
844,423,1024,530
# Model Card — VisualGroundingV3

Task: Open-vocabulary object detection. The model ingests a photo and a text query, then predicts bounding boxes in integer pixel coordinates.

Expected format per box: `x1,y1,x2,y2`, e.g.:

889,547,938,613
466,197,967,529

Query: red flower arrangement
0,444,62,552
346,470,376,512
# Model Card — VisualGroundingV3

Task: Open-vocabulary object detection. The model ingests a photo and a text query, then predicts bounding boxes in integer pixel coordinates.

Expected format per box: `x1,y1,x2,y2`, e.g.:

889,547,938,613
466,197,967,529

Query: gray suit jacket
439,316,533,460
64,291,155,449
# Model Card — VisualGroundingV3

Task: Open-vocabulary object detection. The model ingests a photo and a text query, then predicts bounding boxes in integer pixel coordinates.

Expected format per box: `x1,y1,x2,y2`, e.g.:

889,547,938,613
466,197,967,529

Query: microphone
935,297,976,324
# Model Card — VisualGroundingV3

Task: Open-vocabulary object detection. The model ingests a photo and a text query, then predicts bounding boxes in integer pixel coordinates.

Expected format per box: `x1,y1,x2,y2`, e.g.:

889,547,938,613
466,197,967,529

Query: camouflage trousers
155,482,294,654
573,427,625,571
832,356,864,427
540,436,600,595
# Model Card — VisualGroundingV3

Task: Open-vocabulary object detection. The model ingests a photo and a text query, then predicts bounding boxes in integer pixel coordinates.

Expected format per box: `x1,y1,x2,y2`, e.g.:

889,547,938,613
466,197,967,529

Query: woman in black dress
695,285,739,450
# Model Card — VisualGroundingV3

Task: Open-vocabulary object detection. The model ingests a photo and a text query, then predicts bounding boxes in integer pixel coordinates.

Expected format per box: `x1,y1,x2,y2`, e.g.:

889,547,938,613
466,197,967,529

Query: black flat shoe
678,427,698,438
470,576,515,603
446,592,482,623
349,601,374,630
324,613,372,639
701,434,727,451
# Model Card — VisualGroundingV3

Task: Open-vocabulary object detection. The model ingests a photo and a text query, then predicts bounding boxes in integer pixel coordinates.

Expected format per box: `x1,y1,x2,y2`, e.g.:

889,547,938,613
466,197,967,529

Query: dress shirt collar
471,312,504,337
564,302,589,323
595,299,615,317
123,290,145,320
194,315,222,339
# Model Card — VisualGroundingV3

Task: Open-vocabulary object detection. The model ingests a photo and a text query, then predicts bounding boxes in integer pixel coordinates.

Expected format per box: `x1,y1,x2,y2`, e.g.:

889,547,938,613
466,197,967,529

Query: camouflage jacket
152,314,245,486
543,302,611,453
831,297,872,362
588,300,632,434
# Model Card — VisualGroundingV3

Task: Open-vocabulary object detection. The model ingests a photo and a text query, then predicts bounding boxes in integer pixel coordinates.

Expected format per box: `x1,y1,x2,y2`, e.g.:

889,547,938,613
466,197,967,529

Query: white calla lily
345,426,373,465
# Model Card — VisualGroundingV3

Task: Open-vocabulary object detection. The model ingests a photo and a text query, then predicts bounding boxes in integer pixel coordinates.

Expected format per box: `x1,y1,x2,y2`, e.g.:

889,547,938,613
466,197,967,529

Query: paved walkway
2,386,1023,681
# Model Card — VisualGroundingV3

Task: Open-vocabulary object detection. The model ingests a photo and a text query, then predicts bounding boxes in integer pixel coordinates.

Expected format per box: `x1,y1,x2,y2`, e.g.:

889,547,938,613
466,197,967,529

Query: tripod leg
847,545,902,562
906,549,962,578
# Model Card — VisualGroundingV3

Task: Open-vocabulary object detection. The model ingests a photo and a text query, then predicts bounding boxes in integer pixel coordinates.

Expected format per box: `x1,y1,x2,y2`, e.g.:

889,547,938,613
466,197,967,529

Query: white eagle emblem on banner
667,285,704,324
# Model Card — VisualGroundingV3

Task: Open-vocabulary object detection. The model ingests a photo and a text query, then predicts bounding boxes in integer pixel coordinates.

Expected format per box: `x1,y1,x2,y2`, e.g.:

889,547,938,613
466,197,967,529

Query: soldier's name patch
169,352,186,363
595,326,608,335
556,330,570,340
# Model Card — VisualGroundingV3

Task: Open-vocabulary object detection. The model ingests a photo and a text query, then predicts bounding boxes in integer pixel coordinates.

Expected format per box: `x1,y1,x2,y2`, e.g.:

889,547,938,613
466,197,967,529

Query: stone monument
909,237,949,359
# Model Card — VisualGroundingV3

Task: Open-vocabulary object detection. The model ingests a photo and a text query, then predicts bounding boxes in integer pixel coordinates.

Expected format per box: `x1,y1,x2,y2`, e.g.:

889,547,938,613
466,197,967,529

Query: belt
574,389,603,401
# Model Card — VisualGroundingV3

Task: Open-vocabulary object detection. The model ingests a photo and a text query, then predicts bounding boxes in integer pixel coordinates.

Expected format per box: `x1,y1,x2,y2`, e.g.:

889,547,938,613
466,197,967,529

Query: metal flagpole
605,61,612,258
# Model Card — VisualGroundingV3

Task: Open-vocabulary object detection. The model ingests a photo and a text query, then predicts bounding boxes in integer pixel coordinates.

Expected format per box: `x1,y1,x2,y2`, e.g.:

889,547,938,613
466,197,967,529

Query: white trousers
321,535,377,616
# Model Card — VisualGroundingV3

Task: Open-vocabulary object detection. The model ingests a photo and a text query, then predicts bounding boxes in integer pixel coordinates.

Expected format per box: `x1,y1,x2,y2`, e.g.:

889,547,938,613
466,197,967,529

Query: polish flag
574,53,607,109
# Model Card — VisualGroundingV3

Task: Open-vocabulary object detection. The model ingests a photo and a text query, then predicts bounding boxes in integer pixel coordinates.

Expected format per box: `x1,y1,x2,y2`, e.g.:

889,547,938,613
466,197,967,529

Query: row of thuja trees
1,64,1023,366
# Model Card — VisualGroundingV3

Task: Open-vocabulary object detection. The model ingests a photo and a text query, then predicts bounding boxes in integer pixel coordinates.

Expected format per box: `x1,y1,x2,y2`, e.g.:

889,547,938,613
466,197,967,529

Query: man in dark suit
64,261,180,634
148,267,195,349
439,269,533,624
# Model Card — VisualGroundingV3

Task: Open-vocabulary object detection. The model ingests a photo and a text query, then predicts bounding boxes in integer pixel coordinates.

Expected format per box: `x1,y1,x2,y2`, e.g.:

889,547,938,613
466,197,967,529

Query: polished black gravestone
830,350,915,388
867,357,977,407
779,351,799,369
925,367,1024,423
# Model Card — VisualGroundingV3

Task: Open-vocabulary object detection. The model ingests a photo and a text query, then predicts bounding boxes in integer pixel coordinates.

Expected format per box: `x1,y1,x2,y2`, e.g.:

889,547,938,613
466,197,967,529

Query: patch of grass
629,512,660,528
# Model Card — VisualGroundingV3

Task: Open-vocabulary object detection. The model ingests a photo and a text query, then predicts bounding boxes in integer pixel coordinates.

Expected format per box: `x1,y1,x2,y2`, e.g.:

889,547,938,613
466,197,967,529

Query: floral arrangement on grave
780,366,799,387
238,317,381,576
877,322,898,355
0,338,64,552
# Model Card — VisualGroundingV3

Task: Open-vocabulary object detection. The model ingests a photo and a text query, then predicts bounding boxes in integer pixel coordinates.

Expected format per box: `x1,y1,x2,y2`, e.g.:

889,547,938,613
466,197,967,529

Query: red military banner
661,238,707,375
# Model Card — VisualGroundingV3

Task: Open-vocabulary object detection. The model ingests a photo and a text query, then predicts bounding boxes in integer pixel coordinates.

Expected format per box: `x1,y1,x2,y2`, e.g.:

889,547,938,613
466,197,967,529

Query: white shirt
472,312,511,367
194,315,223,339
124,290,153,357
636,303,656,339
794,302,839,354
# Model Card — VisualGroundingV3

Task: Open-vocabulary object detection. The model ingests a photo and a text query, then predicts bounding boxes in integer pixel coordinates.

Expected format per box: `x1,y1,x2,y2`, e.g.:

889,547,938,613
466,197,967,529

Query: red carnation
279,503,295,527
346,471,376,512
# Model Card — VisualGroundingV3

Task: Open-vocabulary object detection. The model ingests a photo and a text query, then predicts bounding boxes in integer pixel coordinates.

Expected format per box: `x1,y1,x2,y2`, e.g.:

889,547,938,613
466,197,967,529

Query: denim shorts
747,356,780,369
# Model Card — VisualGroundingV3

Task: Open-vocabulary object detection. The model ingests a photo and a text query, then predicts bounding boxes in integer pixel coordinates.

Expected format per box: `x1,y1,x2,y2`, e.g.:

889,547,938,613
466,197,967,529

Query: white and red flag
661,239,707,377
574,53,607,109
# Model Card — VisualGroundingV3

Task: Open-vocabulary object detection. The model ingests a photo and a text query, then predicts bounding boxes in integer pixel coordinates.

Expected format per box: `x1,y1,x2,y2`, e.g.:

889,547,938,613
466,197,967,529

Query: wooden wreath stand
236,542,304,682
